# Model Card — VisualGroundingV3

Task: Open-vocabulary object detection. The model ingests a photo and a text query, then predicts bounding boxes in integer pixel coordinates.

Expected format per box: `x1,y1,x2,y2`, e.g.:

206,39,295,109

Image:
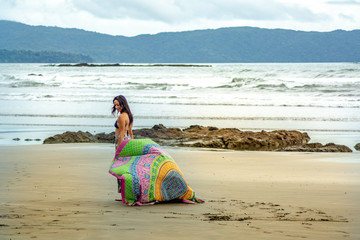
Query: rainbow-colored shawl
109,139,203,206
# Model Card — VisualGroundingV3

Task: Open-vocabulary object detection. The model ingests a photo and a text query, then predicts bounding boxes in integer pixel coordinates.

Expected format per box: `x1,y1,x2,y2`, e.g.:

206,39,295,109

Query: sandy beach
0,143,359,239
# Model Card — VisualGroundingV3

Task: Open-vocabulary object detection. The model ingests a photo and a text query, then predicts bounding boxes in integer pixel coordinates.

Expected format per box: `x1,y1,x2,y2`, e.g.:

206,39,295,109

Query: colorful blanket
109,139,203,206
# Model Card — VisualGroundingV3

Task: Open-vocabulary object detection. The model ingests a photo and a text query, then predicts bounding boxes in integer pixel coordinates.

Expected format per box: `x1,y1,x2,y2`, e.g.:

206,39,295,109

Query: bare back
115,112,133,140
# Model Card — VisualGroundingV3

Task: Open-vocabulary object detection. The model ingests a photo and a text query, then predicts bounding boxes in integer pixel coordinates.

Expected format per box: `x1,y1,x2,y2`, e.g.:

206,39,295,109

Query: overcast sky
1,0,359,36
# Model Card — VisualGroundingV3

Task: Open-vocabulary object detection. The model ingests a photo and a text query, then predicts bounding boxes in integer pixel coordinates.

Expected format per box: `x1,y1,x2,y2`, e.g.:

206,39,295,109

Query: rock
134,125,311,151
12,138,20,141
133,125,183,141
43,125,352,152
222,129,310,151
24,138,42,142
94,132,115,143
277,142,352,152
355,143,360,151
43,131,115,144
190,139,226,149
152,124,167,130
43,131,95,144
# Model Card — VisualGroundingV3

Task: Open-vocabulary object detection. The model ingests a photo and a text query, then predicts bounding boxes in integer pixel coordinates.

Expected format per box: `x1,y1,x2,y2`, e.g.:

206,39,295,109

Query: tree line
0,49,93,63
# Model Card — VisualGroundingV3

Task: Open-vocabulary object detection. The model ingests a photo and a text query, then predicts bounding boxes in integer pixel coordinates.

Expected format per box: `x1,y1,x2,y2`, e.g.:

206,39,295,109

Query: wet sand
0,144,359,239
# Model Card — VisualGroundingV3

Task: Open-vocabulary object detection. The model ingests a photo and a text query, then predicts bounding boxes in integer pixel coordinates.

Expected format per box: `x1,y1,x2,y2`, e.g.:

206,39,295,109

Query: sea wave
0,94,359,108
1,63,359,116
6,79,359,94
2,69,360,94
1,113,359,122
10,81,47,88
1,123,359,133
211,77,360,93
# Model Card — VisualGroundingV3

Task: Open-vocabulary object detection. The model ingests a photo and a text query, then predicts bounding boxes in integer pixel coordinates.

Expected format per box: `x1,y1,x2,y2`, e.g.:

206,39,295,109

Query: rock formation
135,125,310,151
43,131,96,144
355,143,360,151
43,124,353,152
277,143,352,152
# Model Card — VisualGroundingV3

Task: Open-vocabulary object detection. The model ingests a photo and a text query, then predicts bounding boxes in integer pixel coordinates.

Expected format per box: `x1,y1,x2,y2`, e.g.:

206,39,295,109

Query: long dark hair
112,95,133,124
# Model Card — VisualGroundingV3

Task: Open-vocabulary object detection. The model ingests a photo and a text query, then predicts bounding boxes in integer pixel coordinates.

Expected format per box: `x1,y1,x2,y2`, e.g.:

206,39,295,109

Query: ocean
0,63,359,150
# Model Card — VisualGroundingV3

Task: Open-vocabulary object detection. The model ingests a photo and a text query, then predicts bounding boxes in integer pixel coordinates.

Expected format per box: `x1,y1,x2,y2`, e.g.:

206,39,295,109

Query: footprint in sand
201,199,348,223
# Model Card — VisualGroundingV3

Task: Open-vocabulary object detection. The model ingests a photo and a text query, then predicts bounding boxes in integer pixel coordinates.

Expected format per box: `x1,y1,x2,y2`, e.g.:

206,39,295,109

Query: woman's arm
129,122,134,139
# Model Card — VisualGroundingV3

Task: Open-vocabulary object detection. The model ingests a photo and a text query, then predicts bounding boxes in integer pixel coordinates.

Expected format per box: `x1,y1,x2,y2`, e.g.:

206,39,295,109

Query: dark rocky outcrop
93,132,116,143
354,143,360,151
43,131,119,144
56,63,211,67
277,143,352,152
43,124,352,152
43,131,97,144
138,125,311,151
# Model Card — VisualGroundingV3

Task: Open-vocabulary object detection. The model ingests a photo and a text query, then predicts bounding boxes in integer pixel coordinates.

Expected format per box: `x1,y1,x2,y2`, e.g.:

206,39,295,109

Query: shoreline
0,131,360,154
37,125,359,153
1,124,359,152
1,143,359,239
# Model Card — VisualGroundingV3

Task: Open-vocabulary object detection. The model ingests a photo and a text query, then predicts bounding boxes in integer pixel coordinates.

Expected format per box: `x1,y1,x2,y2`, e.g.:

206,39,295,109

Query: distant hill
0,20,359,63
0,49,93,63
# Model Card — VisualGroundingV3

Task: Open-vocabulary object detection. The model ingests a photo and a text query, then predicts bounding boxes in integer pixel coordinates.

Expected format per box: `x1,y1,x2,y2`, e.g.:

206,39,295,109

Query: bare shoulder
118,112,129,121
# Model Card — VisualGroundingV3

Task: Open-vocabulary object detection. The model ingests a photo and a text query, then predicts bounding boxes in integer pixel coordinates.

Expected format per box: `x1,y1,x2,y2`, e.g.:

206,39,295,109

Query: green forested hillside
0,49,93,63
0,20,359,63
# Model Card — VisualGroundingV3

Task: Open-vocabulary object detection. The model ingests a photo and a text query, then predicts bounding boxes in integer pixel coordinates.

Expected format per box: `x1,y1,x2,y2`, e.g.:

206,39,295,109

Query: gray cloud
182,0,318,21
71,0,319,23
327,0,360,4
339,13,355,21
0,0,359,36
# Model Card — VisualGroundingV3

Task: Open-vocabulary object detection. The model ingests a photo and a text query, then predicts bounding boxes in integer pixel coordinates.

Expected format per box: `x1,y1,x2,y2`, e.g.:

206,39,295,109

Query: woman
109,95,203,205
112,95,133,198
112,95,134,151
